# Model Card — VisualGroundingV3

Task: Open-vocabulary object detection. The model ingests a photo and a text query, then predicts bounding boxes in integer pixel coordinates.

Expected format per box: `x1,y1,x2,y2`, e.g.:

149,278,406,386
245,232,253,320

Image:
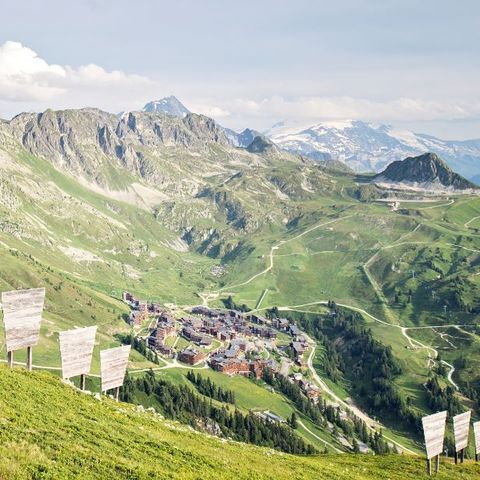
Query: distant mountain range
139,97,480,182
265,120,480,182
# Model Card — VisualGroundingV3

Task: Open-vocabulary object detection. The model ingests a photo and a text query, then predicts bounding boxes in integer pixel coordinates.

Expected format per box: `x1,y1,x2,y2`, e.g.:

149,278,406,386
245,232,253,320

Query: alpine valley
1,96,480,478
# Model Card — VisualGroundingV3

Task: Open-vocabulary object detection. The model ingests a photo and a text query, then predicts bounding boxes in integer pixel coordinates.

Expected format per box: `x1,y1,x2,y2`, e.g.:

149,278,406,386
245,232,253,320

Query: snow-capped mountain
143,96,191,117
265,120,480,180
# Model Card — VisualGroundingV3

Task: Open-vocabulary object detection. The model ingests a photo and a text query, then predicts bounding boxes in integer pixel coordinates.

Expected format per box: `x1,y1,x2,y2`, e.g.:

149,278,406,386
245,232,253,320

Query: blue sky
0,0,479,138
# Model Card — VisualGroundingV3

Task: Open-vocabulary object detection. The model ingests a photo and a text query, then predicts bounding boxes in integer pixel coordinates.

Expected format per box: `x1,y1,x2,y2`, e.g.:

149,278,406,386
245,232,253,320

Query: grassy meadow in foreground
0,366,479,479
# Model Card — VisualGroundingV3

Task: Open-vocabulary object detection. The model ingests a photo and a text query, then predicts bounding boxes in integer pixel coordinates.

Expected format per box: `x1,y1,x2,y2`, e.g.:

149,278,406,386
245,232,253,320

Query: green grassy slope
0,366,479,480
134,367,347,452
2,139,480,454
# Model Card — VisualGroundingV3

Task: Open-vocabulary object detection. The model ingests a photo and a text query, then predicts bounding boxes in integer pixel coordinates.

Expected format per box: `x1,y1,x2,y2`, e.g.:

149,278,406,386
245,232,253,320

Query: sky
0,0,479,139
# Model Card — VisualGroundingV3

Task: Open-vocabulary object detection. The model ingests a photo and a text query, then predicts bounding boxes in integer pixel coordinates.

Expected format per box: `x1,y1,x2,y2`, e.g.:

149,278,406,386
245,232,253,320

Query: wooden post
435,454,439,473
461,448,465,463
115,386,120,402
455,451,458,464
80,374,86,391
27,346,33,371
476,452,478,462
426,458,431,476
7,350,13,368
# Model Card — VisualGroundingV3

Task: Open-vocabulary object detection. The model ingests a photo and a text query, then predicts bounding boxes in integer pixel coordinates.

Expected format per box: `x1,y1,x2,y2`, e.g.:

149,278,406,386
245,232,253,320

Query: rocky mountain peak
374,152,477,190
143,96,190,117
246,135,278,154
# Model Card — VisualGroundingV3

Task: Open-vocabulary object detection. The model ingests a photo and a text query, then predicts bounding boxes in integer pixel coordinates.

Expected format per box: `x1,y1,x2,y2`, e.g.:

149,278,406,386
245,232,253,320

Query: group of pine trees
186,371,235,404
262,368,393,454
120,370,316,455
425,375,463,416
222,295,250,312
119,333,161,364
275,304,422,433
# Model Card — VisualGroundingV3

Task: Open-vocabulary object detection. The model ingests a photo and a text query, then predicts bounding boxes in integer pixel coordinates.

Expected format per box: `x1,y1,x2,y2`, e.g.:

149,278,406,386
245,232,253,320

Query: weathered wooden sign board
453,411,471,452
422,411,447,459
100,345,131,392
474,421,480,460
474,421,480,452
1,288,45,351
59,326,97,379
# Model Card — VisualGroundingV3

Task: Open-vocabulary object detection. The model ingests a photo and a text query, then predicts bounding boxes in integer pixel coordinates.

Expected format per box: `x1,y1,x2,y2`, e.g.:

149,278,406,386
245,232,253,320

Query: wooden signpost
474,421,480,462
453,411,471,464
422,411,447,475
100,345,131,401
1,288,45,371
59,326,97,390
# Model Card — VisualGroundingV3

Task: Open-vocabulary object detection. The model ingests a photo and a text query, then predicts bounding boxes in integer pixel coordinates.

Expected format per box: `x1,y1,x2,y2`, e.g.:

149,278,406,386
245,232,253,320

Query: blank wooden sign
474,422,480,454
1,288,45,351
59,326,97,379
422,411,447,459
453,411,471,452
100,345,131,392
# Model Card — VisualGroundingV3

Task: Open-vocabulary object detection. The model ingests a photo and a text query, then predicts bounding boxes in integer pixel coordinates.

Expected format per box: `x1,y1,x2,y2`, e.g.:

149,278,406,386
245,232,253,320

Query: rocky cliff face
0,108,234,189
374,152,478,190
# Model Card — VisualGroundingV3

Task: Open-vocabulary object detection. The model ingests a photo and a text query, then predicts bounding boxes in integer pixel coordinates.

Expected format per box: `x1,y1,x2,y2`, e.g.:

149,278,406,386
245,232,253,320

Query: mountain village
122,291,321,404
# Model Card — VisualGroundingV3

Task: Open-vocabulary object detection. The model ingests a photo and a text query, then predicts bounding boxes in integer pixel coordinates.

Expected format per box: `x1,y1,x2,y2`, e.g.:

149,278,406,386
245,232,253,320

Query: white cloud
0,41,66,101
1,41,479,139
0,41,157,113
226,95,480,124
65,63,149,87
189,102,231,118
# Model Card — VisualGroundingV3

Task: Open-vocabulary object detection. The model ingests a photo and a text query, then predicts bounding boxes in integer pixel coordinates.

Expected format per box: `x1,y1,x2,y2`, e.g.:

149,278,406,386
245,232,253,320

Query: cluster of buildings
123,291,162,327
181,307,279,377
289,372,321,404
272,321,310,366
122,293,314,389
189,307,278,341
178,347,205,365
147,311,177,358
291,335,309,366
209,341,278,379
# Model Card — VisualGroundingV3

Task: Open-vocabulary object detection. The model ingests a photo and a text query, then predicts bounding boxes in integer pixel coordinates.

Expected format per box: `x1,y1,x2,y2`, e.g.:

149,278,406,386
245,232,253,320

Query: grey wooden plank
100,345,131,392
453,411,471,452
422,411,447,459
474,421,480,455
59,326,97,379
1,288,45,351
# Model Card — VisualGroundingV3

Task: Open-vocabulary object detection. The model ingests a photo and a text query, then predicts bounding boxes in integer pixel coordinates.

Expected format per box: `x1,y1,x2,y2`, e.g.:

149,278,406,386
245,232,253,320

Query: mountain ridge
266,120,480,180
